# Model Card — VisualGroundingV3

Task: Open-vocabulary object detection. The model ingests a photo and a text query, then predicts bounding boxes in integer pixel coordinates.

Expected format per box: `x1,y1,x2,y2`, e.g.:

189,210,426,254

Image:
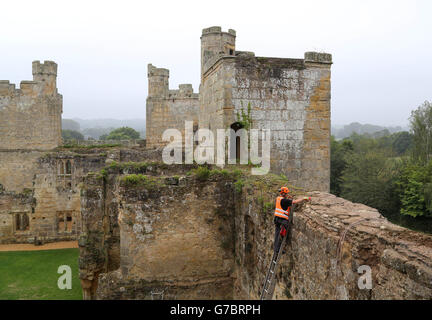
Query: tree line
331,101,432,228
62,127,141,142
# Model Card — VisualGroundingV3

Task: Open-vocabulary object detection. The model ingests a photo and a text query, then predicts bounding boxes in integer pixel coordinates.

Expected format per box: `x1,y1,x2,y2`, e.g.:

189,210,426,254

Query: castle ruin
1,27,432,301
146,27,332,191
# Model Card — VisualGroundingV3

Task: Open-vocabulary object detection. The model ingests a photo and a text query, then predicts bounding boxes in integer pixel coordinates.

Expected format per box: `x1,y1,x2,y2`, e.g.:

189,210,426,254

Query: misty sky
1,0,431,126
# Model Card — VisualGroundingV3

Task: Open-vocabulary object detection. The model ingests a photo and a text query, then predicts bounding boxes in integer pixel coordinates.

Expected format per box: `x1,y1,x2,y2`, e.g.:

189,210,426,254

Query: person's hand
303,197,311,202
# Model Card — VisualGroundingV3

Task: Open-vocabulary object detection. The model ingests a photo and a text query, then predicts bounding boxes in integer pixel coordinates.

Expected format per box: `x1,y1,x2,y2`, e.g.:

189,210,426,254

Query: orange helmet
279,187,290,195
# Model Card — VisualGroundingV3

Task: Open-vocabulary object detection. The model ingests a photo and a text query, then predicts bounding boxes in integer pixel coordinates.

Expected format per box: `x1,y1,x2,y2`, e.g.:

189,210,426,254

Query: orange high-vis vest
274,196,290,220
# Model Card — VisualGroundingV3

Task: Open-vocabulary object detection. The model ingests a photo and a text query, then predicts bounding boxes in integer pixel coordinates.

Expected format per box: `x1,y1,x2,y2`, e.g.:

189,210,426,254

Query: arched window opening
230,122,245,163
66,160,72,175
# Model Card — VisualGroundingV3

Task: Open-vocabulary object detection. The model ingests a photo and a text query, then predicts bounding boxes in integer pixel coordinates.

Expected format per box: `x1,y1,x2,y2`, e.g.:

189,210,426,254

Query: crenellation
32,60,58,76
147,64,169,98
0,61,62,172
304,51,333,64
0,80,16,95
146,64,200,148
201,26,236,79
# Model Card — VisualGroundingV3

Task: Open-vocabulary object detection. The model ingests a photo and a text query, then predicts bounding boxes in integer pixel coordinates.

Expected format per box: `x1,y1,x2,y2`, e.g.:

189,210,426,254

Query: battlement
0,80,39,96
148,64,169,78
167,84,199,99
0,81,16,95
0,60,62,151
304,52,332,64
32,60,58,76
201,26,237,79
201,26,236,37
147,64,198,99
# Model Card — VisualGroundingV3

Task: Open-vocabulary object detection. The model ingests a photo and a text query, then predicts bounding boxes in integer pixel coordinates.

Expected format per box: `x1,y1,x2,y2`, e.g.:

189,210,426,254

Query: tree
397,161,432,217
410,101,432,164
102,127,140,140
340,149,402,216
330,136,353,196
62,119,80,131
391,131,413,156
62,130,84,141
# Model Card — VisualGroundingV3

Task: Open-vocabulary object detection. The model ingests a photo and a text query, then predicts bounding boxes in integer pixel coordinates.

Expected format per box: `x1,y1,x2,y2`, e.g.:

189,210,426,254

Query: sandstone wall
199,52,331,192
233,189,432,300
79,165,432,300
0,151,43,192
79,164,236,300
146,64,199,148
0,190,34,242
0,61,62,151
0,147,129,244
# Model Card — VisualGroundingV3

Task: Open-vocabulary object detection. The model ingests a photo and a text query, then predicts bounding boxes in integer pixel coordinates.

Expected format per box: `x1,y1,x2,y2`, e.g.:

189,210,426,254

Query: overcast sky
1,0,431,126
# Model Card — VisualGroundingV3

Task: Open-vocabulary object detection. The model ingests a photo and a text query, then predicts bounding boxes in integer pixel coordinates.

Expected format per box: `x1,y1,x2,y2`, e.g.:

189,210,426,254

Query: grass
0,248,82,300
121,174,162,190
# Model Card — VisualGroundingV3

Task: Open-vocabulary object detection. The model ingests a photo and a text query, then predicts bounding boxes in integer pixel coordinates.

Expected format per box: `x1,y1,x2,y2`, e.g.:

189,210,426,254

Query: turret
147,64,169,98
200,26,236,80
32,60,58,95
304,52,332,65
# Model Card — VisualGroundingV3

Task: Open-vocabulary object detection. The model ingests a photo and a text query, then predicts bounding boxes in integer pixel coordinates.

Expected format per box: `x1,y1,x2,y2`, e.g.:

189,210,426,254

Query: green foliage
236,102,253,131
331,127,417,218
397,161,432,217
340,149,402,216
330,136,353,196
121,174,160,190
231,168,243,180
62,130,84,141
97,168,108,181
409,101,432,164
101,127,140,141
234,179,244,193
392,131,413,156
209,168,230,179
193,166,211,181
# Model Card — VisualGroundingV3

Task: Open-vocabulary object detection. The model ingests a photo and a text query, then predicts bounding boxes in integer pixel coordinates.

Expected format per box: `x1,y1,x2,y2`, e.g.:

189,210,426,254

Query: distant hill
332,122,409,139
62,118,146,139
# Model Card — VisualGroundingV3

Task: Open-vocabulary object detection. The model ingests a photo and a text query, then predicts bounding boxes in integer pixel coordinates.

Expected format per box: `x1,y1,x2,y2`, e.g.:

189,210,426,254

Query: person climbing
273,187,310,254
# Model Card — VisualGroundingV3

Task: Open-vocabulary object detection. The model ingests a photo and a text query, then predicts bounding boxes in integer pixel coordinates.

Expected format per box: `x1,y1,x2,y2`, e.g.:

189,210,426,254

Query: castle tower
147,64,169,98
200,26,236,80
0,60,62,151
146,63,200,148
32,60,58,95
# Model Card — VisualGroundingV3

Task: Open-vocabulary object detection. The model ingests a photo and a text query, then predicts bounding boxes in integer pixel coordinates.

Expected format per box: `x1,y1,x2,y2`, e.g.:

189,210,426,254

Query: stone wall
233,188,432,300
0,151,43,192
199,50,331,192
79,164,432,300
146,64,199,148
0,146,137,244
79,163,235,300
0,61,62,151
0,190,34,242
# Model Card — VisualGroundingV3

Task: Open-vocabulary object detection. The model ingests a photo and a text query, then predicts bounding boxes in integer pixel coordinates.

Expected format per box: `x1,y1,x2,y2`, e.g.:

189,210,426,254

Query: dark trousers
274,216,290,254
